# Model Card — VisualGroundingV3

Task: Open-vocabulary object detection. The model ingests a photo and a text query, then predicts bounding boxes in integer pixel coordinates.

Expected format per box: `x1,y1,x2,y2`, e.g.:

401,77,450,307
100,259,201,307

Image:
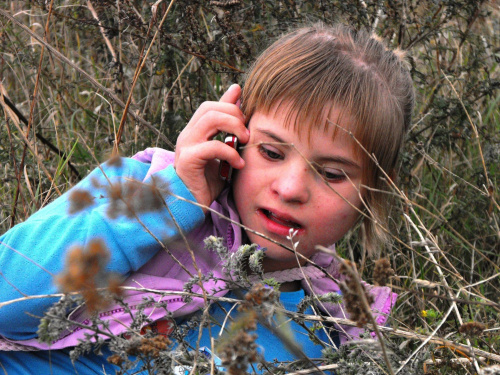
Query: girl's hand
174,84,249,212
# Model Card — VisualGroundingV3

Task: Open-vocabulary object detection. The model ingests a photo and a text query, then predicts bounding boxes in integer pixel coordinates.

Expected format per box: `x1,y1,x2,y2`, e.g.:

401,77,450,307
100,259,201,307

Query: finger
187,111,249,144
181,140,245,170
187,101,245,128
219,84,241,104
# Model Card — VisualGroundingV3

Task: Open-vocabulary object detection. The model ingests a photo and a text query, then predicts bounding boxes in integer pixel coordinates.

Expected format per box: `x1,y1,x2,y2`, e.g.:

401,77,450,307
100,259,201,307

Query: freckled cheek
336,188,363,212
338,199,360,217
321,200,359,223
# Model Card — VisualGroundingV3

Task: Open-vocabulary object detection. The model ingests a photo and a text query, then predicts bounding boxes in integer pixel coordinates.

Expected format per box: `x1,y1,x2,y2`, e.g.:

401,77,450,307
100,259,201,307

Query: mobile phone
219,135,238,182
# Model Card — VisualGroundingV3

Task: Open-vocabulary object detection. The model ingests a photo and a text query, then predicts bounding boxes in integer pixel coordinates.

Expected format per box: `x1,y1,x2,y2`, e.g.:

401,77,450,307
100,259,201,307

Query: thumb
219,84,241,104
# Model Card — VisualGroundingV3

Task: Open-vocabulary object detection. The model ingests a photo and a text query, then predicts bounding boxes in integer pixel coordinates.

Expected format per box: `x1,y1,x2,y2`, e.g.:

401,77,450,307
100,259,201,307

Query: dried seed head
106,152,123,168
68,189,95,214
339,280,375,328
338,260,375,328
56,239,123,312
339,259,357,277
239,283,279,320
108,183,123,200
373,258,394,286
126,335,171,358
105,180,168,219
107,354,124,366
218,330,258,375
459,321,486,337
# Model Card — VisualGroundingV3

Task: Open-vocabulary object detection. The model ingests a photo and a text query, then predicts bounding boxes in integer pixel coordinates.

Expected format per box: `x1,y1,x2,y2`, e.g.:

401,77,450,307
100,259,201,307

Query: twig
166,191,330,272
447,2,483,69
162,40,245,73
443,74,496,211
115,0,176,150
0,241,54,277
3,287,499,363
389,284,500,310
0,8,174,148
75,135,196,279
416,146,487,196
326,249,395,375
396,292,456,373
371,0,384,32
404,213,481,373
0,91,81,179
283,311,500,364
158,55,195,144
10,0,55,227
331,121,473,276
3,99,62,198
86,0,118,62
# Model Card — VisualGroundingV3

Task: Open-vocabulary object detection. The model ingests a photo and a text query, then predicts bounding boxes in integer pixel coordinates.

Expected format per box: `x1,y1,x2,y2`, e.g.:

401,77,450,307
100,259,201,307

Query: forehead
249,107,365,171
256,101,360,148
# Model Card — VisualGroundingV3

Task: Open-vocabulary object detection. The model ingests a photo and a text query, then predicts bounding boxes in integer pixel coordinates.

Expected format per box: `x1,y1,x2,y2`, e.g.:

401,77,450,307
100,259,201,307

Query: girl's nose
271,162,311,204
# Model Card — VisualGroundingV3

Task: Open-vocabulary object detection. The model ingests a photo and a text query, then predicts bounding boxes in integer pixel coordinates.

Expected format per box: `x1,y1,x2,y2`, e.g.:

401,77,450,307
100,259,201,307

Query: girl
0,24,414,373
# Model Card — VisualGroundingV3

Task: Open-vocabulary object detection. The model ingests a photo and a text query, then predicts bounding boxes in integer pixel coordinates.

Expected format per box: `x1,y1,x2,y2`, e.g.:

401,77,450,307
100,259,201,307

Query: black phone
219,135,238,182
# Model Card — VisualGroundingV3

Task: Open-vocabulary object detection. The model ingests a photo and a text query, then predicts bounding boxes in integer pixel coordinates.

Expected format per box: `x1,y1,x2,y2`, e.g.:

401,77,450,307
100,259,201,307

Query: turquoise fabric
0,158,204,341
0,346,124,374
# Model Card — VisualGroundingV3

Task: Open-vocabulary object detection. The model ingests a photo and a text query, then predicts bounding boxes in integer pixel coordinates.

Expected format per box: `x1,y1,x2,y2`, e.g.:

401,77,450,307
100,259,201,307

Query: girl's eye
318,166,346,182
259,144,283,160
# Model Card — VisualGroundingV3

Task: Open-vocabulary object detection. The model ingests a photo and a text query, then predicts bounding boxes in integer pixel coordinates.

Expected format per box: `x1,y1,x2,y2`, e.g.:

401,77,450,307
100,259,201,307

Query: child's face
232,105,364,272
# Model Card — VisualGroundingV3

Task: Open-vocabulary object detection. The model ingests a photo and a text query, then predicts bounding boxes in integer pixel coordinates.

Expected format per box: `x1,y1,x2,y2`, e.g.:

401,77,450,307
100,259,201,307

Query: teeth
265,210,301,229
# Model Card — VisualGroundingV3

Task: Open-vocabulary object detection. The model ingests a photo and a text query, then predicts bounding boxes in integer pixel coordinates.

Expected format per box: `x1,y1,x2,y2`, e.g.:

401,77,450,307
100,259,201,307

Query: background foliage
0,0,499,374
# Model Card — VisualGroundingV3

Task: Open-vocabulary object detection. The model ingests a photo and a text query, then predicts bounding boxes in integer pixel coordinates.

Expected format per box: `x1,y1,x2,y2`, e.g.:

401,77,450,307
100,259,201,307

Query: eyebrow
255,129,361,169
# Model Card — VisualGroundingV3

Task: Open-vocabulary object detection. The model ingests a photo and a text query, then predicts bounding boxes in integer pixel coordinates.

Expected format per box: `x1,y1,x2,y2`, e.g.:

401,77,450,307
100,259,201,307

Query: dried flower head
106,179,167,219
107,353,124,366
56,239,123,312
339,259,357,276
248,249,264,275
218,330,258,375
126,335,171,358
68,189,95,214
239,283,279,320
373,258,394,286
204,235,228,257
338,260,375,328
339,281,375,328
458,321,486,337
297,292,342,314
106,152,123,168
216,285,278,374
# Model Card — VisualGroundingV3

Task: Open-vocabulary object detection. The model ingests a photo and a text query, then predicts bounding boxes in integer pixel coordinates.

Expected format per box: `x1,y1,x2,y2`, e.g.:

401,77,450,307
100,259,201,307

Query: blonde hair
241,23,415,253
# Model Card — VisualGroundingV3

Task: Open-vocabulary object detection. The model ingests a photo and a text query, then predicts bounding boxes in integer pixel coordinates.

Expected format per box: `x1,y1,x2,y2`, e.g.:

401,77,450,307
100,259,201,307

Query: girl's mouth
260,209,302,230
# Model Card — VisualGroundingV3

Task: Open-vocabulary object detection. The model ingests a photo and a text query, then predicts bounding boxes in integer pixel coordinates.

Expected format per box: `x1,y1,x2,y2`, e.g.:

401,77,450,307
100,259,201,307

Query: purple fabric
3,147,396,350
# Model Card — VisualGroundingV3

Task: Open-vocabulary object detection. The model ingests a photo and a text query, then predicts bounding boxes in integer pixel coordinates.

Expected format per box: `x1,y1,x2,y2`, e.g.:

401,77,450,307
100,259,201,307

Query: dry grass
0,0,499,373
